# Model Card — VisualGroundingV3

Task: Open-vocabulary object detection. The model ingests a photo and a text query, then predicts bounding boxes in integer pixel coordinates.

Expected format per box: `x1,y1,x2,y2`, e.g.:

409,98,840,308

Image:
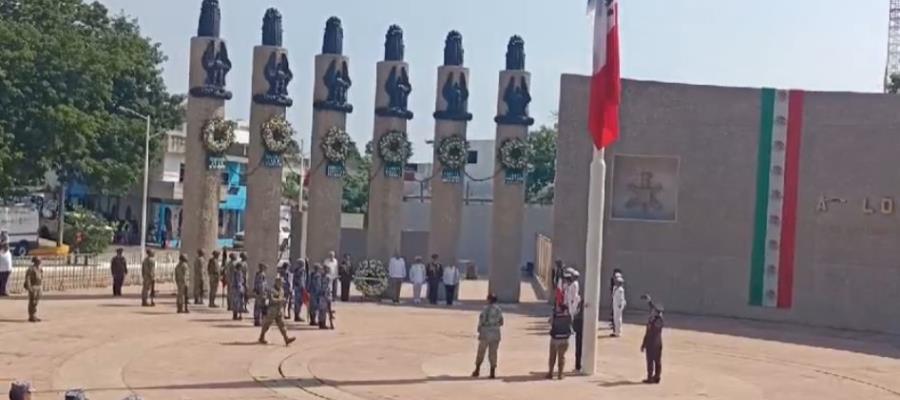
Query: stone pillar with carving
245,8,294,278
183,0,232,286
489,36,534,303
428,31,472,270
307,17,353,265
366,25,414,264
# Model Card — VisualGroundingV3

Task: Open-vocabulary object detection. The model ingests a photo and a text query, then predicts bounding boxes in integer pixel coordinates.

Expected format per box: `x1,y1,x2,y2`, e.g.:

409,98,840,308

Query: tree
0,0,184,197
526,124,558,204
342,146,371,214
889,73,900,94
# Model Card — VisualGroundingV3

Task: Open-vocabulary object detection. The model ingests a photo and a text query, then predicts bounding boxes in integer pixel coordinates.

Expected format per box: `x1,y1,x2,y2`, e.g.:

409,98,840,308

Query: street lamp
118,106,151,257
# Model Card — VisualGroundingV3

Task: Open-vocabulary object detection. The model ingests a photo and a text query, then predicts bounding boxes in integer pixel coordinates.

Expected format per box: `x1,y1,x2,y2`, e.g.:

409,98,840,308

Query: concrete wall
556,75,900,334
341,202,552,274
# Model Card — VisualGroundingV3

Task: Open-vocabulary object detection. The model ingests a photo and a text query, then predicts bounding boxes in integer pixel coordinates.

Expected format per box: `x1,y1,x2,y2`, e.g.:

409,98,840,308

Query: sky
95,0,890,162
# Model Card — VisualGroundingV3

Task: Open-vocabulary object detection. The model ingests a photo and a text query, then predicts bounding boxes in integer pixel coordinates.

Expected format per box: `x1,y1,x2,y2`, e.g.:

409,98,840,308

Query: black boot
471,368,480,378
489,367,496,379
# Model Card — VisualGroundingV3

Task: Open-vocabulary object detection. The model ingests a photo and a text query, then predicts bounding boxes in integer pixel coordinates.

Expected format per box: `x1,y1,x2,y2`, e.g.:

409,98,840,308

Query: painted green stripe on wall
749,88,775,306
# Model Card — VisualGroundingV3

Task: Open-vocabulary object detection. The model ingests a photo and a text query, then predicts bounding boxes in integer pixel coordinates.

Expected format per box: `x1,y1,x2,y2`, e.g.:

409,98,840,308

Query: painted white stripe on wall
762,90,789,308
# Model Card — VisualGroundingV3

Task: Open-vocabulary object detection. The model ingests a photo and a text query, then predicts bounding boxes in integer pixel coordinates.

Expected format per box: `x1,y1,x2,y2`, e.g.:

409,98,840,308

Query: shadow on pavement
639,312,900,360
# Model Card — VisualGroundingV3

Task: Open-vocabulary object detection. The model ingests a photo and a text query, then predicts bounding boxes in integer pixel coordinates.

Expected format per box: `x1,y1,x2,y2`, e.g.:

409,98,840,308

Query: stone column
307,17,353,264
182,0,231,292
366,25,414,263
489,36,534,303
246,8,293,278
428,31,472,268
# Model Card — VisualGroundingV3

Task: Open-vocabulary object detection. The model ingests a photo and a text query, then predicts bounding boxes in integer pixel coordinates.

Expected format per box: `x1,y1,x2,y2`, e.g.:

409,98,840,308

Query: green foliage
0,0,184,196
889,73,900,94
342,146,371,214
63,206,113,253
282,172,302,202
526,124,558,204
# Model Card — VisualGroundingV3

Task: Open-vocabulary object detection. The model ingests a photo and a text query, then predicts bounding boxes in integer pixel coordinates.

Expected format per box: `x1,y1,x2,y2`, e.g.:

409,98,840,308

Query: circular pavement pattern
2,282,900,400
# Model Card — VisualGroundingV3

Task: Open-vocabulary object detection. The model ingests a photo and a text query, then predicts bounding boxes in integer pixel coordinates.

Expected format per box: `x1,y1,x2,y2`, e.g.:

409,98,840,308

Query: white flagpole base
582,148,607,376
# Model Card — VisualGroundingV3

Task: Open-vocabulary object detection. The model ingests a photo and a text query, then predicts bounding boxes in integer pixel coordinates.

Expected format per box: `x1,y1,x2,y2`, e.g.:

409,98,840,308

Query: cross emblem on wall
625,171,664,213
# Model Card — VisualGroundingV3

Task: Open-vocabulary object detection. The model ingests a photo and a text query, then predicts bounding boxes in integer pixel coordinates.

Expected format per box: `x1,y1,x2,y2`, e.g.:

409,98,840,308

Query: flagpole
582,147,606,376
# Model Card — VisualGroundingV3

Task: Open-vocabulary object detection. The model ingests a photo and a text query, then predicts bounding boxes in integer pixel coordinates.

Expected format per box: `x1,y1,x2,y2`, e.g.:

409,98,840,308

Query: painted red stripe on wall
777,90,804,309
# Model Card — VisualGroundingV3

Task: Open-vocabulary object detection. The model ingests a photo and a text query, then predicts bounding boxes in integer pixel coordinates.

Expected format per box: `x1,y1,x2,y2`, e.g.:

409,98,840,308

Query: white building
404,139,496,203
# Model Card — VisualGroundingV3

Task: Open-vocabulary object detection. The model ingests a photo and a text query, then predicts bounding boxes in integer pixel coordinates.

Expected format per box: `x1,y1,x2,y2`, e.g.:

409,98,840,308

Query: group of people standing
469,261,665,384
387,253,462,305
122,248,354,346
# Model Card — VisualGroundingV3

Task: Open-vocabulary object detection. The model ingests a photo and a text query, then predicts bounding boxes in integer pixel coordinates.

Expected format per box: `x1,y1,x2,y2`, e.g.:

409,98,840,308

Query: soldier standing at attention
258,275,296,346
207,250,221,307
291,258,307,322
110,248,128,297
307,264,324,326
472,293,504,379
193,249,206,305
141,249,156,307
24,257,43,322
252,263,268,326
231,258,247,320
240,253,250,312
175,254,190,313
224,253,237,310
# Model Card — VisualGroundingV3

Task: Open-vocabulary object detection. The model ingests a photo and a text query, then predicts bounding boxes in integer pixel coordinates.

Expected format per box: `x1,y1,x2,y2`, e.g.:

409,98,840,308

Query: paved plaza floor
2,280,900,400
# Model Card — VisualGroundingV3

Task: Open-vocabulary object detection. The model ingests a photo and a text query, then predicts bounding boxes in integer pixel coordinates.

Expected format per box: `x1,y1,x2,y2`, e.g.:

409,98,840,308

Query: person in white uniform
388,252,406,304
408,256,427,304
611,276,626,337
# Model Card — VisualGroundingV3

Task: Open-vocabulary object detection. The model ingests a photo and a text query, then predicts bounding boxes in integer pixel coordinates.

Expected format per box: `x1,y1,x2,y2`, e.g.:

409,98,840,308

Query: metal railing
5,252,178,294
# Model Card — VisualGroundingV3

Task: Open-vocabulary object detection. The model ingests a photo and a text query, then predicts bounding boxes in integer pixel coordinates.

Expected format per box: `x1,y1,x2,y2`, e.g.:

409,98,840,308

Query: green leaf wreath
378,130,413,165
322,127,354,163
261,116,295,155
201,117,237,154
498,137,530,171
437,134,469,170
353,259,389,297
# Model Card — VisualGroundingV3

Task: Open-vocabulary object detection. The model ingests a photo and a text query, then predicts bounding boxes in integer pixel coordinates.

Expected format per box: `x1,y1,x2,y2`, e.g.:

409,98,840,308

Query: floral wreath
261,116,295,155
321,127,354,163
498,137,530,171
437,134,469,170
378,130,413,165
201,117,237,154
353,259,389,297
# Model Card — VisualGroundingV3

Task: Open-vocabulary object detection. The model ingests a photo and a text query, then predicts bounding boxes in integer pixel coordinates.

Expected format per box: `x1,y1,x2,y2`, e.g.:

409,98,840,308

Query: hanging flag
588,0,621,149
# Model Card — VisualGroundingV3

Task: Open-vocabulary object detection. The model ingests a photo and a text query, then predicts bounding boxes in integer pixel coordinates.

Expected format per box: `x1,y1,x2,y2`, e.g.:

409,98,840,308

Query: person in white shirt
611,276,626,337
323,251,339,299
0,243,12,296
408,256,427,304
387,252,406,304
442,264,461,306
562,268,581,314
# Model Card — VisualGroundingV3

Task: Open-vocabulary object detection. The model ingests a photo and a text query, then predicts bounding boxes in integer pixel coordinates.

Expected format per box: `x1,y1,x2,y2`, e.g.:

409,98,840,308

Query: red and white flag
588,0,621,149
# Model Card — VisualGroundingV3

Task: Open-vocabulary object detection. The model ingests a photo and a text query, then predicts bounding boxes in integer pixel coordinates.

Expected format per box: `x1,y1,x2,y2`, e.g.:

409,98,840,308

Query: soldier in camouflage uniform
24,257,43,322
290,258,307,322
224,253,237,311
307,264,323,326
252,263,268,326
315,265,334,330
193,249,206,305
231,258,246,320
472,293,504,379
141,249,156,307
207,250,221,307
278,262,292,315
258,275,296,346
175,254,190,313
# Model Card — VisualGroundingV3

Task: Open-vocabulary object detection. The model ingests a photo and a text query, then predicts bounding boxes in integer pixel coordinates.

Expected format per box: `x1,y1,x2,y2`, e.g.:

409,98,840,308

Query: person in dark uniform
573,298,585,372
338,253,353,302
110,248,128,296
640,295,664,384
425,254,443,305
